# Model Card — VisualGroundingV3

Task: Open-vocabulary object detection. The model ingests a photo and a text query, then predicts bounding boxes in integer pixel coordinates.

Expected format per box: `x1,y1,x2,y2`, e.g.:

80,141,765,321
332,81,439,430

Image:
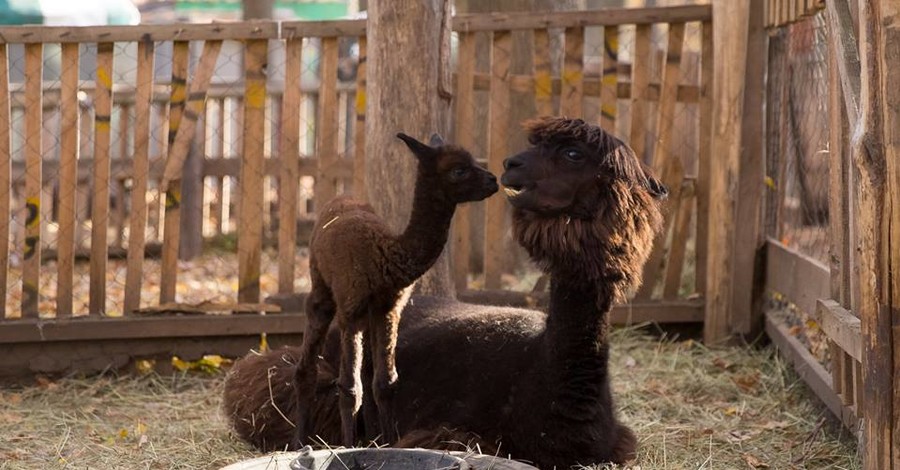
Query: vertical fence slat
160,40,189,304
278,37,303,295
0,44,8,318
237,39,268,303
636,22,686,300
352,37,367,200
695,19,713,298
600,26,618,134
629,24,652,162
124,40,155,314
22,44,43,318
57,43,79,317
560,27,584,117
533,29,553,116
89,42,114,315
113,104,131,248
452,32,476,292
213,98,226,235
484,31,511,290
663,183,694,299
315,37,339,210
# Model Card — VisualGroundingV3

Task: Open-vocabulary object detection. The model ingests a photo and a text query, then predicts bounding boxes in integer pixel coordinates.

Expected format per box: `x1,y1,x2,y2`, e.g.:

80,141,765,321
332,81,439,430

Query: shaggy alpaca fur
294,133,498,448
223,117,665,468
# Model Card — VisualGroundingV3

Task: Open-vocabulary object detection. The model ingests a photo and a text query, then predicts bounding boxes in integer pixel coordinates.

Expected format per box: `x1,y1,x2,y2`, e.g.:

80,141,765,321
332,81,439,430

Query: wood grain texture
452,32,477,292
485,31,511,290
628,24,652,162
560,27,583,117
278,38,302,295
314,37,339,209
22,44,43,318
0,44,8,318
56,43,79,317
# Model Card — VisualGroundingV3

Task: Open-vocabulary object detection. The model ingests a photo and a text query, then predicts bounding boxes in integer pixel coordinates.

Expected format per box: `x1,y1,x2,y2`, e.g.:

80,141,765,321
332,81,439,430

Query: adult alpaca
294,133,498,448
223,117,666,467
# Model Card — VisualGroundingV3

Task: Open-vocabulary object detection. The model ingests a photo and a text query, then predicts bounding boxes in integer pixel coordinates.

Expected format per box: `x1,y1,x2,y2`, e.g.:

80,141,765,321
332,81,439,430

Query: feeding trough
220,447,539,470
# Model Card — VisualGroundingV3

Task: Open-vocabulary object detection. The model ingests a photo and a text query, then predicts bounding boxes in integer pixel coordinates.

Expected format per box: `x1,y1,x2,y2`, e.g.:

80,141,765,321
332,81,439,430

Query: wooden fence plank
453,32,476,292
160,40,189,305
824,0,861,128
124,40,155,314
0,44,8,318
278,37,302,295
663,182,694,299
629,24,652,162
765,239,831,315
0,22,280,44
694,20,713,295
314,37,339,210
89,42,115,315
352,37,367,200
636,22,685,300
532,29,553,116
600,26,618,134
485,31,511,290
816,299,861,361
237,39,268,303
560,27,584,117
451,5,712,31
56,43,79,317
22,44,43,318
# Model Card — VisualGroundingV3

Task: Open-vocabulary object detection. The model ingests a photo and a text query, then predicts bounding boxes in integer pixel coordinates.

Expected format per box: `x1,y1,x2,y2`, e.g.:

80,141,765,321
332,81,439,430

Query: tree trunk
243,0,274,20
366,0,454,297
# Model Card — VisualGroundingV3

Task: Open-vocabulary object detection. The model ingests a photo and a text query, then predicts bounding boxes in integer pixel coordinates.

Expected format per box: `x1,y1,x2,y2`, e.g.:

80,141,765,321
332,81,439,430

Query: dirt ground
0,326,858,470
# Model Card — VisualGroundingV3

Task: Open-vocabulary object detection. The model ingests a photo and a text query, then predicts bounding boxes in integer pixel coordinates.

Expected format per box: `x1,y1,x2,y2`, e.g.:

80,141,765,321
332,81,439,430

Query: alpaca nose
503,156,524,170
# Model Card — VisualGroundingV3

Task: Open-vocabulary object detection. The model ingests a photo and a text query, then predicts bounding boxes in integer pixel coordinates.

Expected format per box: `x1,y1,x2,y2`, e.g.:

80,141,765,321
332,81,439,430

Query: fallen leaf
733,371,761,392
723,406,740,416
135,359,155,375
727,429,758,443
713,357,734,371
743,453,770,468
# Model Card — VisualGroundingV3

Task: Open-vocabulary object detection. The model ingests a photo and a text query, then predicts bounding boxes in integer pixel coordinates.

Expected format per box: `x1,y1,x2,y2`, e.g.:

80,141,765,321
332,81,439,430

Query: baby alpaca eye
565,149,585,162
451,167,469,179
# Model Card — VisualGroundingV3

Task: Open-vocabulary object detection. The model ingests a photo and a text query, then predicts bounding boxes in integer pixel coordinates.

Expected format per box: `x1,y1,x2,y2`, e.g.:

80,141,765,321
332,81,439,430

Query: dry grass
0,327,858,470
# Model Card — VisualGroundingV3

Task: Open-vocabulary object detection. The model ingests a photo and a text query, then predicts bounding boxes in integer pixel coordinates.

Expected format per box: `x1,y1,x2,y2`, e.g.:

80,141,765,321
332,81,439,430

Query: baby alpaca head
501,117,666,298
397,133,499,204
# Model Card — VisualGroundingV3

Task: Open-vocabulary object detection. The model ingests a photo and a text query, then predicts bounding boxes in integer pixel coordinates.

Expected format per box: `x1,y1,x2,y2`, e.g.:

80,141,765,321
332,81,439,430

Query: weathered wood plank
629,24,652,162
452,5,712,31
560,27,584,117
765,239,831,315
159,40,189,305
0,44,8,318
663,182,694,299
88,42,115,315
314,37,339,209
124,40,155,314
824,0,861,127
484,31,511,290
56,43,79,318
352,37,367,200
826,15,851,308
278,37,302,295
703,0,750,343
765,312,859,432
0,21,280,44
532,29,553,116
237,39,268,303
694,20,713,296
636,22,685,300
22,44,43,318
816,299,861,362
600,26,619,132
453,32,477,292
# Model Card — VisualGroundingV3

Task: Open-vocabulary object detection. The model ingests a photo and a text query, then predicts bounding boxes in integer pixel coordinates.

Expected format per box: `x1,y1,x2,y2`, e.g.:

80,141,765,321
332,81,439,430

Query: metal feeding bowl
289,446,470,470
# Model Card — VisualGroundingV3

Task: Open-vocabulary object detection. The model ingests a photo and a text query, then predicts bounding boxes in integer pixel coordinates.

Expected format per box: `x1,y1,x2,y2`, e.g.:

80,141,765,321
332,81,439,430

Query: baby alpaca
293,133,498,448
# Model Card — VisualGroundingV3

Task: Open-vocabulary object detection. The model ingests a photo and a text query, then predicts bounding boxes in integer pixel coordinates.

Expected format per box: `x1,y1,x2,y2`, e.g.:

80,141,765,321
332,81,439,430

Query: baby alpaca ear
397,132,436,161
428,133,445,147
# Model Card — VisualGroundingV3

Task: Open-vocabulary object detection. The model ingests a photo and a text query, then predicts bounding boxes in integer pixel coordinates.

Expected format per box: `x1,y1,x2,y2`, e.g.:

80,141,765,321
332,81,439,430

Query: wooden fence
0,4,715,375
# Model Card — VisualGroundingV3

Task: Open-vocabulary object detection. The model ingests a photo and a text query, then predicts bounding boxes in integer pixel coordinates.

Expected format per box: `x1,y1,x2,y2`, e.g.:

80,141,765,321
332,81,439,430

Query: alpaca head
501,117,666,299
397,133,499,204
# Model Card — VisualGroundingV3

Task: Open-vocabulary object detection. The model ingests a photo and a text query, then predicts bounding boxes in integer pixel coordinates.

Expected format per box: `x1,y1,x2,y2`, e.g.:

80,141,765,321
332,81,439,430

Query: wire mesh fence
764,11,830,264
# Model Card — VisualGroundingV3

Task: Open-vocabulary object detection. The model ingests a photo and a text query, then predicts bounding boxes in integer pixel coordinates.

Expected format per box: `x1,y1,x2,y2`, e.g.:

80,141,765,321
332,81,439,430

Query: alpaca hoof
611,424,638,464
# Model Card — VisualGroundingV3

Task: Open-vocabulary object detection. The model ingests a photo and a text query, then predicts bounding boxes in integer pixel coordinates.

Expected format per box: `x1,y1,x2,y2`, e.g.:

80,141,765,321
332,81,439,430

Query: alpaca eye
451,167,469,179
565,149,585,162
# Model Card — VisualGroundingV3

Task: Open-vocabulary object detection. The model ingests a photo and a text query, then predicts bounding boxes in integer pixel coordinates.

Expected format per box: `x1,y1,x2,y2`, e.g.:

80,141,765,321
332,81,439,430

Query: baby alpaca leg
291,276,335,448
337,316,367,447
369,299,404,444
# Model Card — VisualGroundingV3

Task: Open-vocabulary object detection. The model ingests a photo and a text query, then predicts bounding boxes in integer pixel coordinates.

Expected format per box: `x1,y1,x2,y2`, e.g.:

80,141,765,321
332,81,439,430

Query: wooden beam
0,21,280,44
824,0,862,127
704,0,750,344
452,5,712,31
764,239,831,315
816,299,861,362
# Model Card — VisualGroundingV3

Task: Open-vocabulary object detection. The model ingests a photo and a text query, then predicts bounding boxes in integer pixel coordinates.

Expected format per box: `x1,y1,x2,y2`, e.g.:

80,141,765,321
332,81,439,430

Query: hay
0,328,858,470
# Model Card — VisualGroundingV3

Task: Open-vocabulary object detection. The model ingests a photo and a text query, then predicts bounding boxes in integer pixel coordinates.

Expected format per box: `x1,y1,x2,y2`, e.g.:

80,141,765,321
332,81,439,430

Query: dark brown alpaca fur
293,133,498,448
223,118,665,468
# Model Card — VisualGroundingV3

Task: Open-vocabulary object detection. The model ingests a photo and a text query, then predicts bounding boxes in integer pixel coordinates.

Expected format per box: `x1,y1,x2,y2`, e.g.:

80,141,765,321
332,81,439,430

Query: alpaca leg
369,309,401,444
291,276,335,449
360,336,381,442
337,317,366,447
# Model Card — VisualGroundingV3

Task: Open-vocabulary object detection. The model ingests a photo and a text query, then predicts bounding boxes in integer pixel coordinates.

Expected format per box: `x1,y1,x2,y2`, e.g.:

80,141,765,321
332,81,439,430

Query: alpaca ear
428,133,445,147
397,132,437,161
640,164,668,200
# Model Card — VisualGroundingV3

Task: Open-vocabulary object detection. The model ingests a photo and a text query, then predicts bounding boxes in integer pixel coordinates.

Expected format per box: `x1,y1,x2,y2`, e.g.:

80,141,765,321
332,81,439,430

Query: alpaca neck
392,176,456,282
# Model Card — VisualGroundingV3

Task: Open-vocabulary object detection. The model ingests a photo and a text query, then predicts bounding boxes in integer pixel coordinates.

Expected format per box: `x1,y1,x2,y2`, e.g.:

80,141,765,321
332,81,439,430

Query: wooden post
237,39,268,303
315,37,339,210
629,24,652,162
22,44,43,318
484,31,512,290
695,19,713,297
88,42,114,315
278,37,302,294
452,32,476,292
600,26,618,133
57,43,80,317
124,40,155,315
0,44,9,318
703,0,750,344
731,0,767,337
